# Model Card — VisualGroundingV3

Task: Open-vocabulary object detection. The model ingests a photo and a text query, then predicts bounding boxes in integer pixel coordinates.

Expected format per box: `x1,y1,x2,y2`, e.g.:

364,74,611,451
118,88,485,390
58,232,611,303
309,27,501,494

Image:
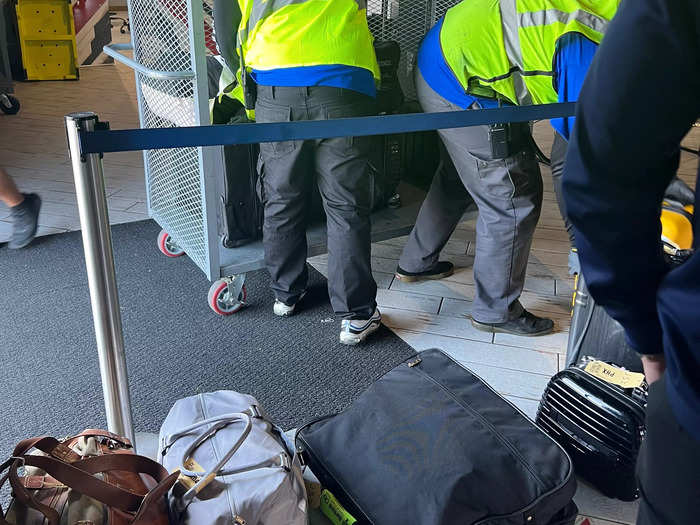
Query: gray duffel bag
158,391,308,525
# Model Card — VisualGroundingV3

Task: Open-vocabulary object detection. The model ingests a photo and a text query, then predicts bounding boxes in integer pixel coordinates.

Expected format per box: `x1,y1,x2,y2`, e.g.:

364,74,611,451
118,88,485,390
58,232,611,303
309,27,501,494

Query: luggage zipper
409,365,546,490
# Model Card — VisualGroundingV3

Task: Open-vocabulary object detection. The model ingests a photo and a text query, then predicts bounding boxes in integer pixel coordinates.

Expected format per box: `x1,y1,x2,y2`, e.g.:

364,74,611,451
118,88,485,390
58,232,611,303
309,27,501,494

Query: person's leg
397,138,471,277
1,167,41,249
255,86,313,311
0,167,24,207
636,376,700,525
549,131,574,244
550,132,580,274
439,121,544,326
398,69,472,276
409,70,545,326
312,87,377,321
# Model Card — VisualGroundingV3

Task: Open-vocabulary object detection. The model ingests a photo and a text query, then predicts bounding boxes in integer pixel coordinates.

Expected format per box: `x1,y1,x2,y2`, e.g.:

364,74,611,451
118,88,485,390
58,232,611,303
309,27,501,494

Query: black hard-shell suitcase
565,274,642,373
221,142,263,248
536,360,647,501
374,40,404,114
297,349,578,525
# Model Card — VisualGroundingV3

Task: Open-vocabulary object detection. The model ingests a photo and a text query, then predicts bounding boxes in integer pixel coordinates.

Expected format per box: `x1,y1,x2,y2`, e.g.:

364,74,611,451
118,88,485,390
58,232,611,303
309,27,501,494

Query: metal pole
65,112,135,444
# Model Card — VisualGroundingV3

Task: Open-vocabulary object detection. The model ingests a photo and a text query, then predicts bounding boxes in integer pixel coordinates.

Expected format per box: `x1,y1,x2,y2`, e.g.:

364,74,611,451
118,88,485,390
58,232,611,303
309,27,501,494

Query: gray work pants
550,131,574,244
255,85,377,319
399,70,543,323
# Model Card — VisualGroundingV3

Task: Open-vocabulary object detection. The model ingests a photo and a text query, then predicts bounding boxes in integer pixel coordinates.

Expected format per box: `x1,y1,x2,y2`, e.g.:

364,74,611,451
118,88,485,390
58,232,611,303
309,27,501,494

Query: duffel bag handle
163,409,291,507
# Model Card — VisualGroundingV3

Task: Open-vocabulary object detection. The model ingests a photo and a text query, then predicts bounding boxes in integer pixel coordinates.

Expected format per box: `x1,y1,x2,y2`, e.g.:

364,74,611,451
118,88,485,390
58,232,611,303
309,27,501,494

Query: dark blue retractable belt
78,102,576,155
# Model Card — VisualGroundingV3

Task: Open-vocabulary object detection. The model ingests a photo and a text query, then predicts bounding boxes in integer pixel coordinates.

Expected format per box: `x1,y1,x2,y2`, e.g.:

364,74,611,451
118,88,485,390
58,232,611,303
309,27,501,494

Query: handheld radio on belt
488,99,513,159
239,44,257,110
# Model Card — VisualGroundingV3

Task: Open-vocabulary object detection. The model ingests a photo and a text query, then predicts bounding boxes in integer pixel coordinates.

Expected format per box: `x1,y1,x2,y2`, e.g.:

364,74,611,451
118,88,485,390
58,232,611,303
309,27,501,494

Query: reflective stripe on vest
440,0,618,105
499,0,532,105
238,0,379,80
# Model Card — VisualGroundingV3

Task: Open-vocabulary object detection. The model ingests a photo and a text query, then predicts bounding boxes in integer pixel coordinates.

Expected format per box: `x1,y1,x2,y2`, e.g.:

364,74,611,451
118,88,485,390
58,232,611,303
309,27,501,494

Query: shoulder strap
13,436,81,463
19,453,177,515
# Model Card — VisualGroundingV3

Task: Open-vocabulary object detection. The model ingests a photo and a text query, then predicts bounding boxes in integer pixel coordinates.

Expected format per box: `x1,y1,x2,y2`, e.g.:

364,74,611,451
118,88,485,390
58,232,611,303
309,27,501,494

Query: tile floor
1,24,698,525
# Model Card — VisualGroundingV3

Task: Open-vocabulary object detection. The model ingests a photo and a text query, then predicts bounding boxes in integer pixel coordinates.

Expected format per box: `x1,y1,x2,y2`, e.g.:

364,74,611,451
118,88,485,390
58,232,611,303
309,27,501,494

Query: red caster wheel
208,276,247,315
157,229,185,257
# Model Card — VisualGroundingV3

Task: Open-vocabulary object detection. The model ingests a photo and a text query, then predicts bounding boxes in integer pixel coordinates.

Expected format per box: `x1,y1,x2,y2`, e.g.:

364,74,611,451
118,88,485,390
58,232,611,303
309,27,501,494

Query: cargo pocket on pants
256,154,266,206
475,150,535,200
255,103,297,159
323,102,374,157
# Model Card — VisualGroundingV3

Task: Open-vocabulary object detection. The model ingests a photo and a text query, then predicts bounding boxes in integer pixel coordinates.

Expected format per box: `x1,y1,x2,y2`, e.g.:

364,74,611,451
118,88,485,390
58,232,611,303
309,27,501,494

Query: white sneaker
273,292,306,317
339,308,382,345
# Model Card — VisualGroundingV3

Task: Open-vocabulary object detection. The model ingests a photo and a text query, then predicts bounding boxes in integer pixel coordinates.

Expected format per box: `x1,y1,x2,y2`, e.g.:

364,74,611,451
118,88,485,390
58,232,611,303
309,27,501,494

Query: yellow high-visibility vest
237,0,380,81
440,0,620,105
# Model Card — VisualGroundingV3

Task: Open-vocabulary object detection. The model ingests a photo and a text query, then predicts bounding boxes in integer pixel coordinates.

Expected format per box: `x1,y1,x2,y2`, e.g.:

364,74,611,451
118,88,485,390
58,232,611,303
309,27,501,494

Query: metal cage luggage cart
104,0,456,315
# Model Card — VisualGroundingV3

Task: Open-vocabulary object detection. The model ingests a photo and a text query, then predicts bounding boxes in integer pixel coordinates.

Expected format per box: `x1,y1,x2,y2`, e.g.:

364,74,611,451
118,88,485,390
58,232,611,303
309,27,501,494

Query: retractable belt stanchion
65,112,135,446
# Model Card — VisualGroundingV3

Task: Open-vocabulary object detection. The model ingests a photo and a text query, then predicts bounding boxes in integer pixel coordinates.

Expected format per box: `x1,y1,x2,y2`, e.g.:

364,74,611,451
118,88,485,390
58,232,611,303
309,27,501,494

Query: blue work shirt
564,0,700,440
418,20,597,139
251,65,377,98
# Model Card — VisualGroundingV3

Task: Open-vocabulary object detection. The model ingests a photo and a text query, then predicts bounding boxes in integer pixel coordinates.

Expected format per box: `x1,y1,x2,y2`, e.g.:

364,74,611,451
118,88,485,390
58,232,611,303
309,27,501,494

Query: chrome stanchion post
65,112,135,444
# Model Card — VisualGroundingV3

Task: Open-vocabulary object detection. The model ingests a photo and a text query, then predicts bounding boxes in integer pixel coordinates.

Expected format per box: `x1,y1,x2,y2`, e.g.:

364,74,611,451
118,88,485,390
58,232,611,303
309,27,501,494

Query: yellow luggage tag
176,457,206,490
320,489,357,525
584,360,645,389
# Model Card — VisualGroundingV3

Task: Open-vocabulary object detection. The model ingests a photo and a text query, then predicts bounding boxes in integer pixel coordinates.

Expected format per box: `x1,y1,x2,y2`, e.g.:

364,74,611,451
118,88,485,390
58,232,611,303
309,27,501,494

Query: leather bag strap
73,453,172,481
19,453,177,515
13,437,81,463
0,458,60,525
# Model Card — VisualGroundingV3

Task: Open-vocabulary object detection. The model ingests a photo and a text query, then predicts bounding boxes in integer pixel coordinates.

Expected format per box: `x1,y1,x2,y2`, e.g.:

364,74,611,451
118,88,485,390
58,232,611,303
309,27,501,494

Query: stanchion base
135,431,159,459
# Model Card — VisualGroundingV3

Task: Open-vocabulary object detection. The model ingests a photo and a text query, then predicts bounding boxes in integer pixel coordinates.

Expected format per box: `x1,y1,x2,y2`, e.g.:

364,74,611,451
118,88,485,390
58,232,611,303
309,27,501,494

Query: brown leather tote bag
0,429,178,525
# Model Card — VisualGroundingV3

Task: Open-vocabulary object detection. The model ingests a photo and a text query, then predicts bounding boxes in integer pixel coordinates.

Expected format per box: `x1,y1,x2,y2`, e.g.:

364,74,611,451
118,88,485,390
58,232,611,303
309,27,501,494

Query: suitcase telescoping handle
162,409,291,507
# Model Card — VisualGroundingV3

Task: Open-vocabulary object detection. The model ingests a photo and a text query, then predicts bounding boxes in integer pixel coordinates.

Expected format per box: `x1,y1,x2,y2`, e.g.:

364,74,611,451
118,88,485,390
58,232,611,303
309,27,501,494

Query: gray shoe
8,193,41,249
472,309,554,337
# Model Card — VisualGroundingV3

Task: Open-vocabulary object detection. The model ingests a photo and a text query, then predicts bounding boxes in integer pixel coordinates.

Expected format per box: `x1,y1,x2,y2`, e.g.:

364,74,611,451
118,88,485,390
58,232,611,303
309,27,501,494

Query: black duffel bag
296,349,578,525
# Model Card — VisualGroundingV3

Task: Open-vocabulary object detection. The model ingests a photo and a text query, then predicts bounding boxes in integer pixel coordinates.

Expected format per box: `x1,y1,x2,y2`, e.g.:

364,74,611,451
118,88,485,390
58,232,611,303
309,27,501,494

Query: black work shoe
396,261,454,282
471,309,554,337
8,193,41,249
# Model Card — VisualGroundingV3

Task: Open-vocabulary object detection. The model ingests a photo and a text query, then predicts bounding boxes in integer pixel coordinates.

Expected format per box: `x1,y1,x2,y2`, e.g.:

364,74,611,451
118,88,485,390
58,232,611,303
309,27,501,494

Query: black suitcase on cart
297,349,578,525
220,142,263,248
536,359,647,501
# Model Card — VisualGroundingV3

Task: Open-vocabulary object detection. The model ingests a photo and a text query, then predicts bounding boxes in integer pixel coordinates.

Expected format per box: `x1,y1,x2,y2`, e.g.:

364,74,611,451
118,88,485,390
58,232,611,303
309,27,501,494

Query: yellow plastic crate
15,0,78,80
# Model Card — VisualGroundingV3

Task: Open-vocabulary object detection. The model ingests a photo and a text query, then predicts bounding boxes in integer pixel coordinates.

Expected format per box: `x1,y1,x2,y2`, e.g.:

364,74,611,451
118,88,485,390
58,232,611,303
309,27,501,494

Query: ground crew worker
395,0,619,336
230,0,382,344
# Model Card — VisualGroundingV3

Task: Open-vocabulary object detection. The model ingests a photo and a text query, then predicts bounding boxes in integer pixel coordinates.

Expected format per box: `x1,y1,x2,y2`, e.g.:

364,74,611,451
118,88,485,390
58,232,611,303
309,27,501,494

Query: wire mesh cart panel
106,0,459,315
